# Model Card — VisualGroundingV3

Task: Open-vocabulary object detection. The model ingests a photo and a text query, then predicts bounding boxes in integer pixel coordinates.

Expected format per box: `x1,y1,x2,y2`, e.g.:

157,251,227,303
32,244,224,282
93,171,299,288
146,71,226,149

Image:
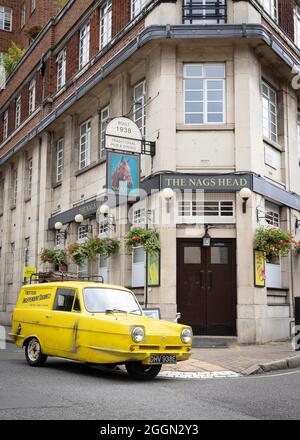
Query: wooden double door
177,239,237,336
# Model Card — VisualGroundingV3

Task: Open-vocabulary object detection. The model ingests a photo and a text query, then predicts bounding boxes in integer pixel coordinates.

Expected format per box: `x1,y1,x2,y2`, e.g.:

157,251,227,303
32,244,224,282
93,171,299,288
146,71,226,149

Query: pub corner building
1,0,300,344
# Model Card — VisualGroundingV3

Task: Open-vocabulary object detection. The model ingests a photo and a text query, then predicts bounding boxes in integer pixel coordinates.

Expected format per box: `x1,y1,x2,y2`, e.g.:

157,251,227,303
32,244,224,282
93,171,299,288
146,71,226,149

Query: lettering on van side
22,294,51,303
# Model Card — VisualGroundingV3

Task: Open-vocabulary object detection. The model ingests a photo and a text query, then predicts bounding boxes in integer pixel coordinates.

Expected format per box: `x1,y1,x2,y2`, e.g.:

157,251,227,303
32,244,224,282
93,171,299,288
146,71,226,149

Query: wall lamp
54,222,68,240
75,214,93,234
202,225,212,248
239,188,252,214
99,204,116,232
162,187,174,213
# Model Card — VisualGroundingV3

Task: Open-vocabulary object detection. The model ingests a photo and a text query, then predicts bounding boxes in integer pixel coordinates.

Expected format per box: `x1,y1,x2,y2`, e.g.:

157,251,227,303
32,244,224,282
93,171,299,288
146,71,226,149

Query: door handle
45,314,52,319
200,271,204,288
208,271,213,289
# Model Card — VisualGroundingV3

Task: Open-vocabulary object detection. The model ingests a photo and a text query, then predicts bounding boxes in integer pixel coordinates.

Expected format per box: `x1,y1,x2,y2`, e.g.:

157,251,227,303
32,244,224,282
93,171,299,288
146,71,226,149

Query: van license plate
150,354,177,364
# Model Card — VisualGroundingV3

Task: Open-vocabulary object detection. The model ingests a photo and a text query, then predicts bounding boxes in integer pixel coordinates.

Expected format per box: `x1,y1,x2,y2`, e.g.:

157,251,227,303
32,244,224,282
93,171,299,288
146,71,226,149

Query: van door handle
45,314,51,319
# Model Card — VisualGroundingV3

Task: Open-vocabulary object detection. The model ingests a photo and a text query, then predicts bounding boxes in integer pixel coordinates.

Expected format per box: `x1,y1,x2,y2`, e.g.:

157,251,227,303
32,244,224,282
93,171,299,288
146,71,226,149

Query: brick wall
112,0,131,37
278,0,295,42
66,31,79,82
0,0,20,53
90,8,100,58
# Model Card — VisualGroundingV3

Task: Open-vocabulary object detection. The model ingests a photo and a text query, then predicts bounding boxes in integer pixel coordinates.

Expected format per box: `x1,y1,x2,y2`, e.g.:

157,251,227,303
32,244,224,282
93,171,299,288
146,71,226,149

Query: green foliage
254,227,292,257
67,237,120,266
67,242,89,266
3,43,26,75
54,0,68,8
125,227,160,254
40,249,67,267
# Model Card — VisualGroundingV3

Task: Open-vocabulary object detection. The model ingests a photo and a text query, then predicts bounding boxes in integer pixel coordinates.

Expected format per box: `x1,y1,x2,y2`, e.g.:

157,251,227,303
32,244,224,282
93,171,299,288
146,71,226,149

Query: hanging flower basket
292,240,300,255
40,249,68,267
67,242,89,266
125,227,160,254
84,237,120,260
100,238,120,258
254,227,292,258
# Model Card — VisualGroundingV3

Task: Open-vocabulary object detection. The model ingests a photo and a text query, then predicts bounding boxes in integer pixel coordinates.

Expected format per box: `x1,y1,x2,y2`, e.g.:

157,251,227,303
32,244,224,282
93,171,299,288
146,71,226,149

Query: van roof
22,282,131,292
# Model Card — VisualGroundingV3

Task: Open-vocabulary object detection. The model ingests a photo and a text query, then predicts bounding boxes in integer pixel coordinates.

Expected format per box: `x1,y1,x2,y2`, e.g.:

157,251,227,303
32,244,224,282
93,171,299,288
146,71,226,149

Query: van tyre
25,338,47,367
125,362,162,380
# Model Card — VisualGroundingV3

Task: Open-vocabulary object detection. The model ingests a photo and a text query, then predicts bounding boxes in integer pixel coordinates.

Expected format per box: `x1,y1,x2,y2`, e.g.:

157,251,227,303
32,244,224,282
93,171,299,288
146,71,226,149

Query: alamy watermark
0,325,6,350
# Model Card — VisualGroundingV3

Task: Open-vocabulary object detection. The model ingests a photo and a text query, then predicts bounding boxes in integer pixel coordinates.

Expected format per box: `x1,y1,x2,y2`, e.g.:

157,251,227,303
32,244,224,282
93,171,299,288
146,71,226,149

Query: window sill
24,197,31,203
52,181,62,189
75,160,103,177
263,137,284,152
177,123,234,131
10,205,16,211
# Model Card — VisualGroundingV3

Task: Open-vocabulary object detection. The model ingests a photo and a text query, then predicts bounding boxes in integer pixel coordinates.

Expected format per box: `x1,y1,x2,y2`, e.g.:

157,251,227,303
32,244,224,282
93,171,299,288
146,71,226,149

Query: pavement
2,325,300,377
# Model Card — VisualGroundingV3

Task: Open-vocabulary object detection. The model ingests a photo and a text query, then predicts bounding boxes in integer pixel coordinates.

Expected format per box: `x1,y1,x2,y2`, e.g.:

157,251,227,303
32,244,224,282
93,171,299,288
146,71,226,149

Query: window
133,80,146,136
98,215,109,235
265,202,280,227
295,4,300,47
0,178,4,214
3,110,8,140
20,3,25,28
79,119,91,169
0,52,5,90
29,79,36,114
56,49,66,90
31,0,36,12
259,0,278,21
56,138,64,183
177,192,235,224
132,246,145,287
11,168,18,207
0,5,12,31
79,24,90,69
78,224,89,241
100,0,112,49
183,0,226,24
184,64,225,124
78,259,89,280
297,111,300,162
15,95,21,128
131,0,151,18
24,238,30,266
26,158,33,198
99,105,110,158
54,288,76,312
262,81,278,143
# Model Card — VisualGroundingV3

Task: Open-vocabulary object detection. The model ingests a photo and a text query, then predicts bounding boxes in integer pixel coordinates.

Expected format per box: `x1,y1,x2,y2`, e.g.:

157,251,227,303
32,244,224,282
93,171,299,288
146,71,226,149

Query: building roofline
1,23,299,166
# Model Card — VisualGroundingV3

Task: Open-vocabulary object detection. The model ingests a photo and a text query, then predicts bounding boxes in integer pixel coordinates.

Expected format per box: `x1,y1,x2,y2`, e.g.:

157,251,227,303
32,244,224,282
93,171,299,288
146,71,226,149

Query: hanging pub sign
105,117,142,154
107,151,140,196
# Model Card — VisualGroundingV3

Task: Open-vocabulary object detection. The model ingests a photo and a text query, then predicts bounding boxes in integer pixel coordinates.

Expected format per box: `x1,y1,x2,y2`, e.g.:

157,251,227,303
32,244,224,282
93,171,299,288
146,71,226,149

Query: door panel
177,239,236,336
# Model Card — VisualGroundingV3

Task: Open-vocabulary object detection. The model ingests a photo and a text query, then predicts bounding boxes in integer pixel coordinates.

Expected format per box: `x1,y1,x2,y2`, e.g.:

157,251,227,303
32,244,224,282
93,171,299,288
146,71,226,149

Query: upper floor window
15,95,21,128
295,4,300,48
132,0,151,18
184,64,225,124
265,202,280,227
26,158,33,199
0,5,12,31
183,0,226,24
56,138,64,183
29,79,36,114
259,0,278,21
0,178,4,214
79,24,90,70
11,168,18,207
133,80,146,137
3,110,8,140
31,0,36,13
99,105,110,158
56,49,66,90
79,119,91,169
262,81,278,143
100,0,112,49
20,3,25,28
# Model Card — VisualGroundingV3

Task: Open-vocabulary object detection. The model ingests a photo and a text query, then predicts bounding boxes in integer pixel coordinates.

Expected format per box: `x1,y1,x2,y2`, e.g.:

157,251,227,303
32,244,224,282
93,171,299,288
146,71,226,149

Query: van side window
54,289,76,312
73,296,81,312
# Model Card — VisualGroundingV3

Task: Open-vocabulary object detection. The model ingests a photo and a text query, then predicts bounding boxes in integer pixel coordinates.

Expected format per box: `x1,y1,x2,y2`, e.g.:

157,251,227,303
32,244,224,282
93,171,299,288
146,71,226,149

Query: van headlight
181,328,192,344
132,327,145,343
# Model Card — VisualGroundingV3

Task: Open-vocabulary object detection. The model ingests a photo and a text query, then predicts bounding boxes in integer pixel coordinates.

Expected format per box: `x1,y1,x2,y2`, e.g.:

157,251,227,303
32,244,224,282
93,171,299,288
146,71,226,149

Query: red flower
132,235,140,241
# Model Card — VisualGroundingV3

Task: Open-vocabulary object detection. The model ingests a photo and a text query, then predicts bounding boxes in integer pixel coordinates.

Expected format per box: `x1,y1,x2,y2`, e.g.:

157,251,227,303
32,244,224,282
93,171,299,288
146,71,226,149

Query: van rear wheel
25,338,47,367
125,362,162,380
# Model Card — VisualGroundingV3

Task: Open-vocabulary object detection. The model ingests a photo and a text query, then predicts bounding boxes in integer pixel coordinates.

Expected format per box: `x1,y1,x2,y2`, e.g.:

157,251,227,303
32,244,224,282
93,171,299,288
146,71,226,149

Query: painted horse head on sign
111,157,133,192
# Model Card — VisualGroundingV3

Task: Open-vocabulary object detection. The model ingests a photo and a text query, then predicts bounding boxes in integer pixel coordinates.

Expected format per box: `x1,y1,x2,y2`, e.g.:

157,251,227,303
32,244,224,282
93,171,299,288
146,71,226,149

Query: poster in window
254,250,266,288
148,250,160,287
107,151,140,196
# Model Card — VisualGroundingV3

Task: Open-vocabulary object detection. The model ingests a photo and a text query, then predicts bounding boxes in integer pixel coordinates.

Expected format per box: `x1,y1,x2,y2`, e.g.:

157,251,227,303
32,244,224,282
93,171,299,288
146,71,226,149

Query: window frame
99,105,110,158
31,0,36,13
133,80,146,137
53,288,79,313
3,110,8,140
183,63,226,125
79,24,90,70
56,138,64,183
28,79,36,114
100,0,112,49
79,119,92,169
26,157,33,199
56,49,66,90
262,80,278,143
11,167,18,207
0,5,12,31
20,3,25,28
259,0,278,22
15,95,21,128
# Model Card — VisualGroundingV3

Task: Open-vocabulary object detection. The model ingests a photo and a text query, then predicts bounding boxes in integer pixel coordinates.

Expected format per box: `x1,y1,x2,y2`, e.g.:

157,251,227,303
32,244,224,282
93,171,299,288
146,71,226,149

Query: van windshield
83,288,142,315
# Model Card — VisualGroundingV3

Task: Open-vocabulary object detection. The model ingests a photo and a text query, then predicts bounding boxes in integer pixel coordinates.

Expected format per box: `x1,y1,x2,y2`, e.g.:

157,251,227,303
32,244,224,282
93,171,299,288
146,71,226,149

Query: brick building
1,0,300,343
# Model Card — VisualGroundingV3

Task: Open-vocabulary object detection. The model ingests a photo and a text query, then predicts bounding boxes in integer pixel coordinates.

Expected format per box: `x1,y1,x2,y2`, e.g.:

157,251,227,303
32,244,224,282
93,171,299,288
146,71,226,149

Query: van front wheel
25,338,47,367
125,362,162,380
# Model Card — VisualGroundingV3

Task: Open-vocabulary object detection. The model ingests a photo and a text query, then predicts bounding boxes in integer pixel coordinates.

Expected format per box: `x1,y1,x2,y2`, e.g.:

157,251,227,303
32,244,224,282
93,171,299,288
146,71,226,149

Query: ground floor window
99,255,108,283
132,246,144,287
